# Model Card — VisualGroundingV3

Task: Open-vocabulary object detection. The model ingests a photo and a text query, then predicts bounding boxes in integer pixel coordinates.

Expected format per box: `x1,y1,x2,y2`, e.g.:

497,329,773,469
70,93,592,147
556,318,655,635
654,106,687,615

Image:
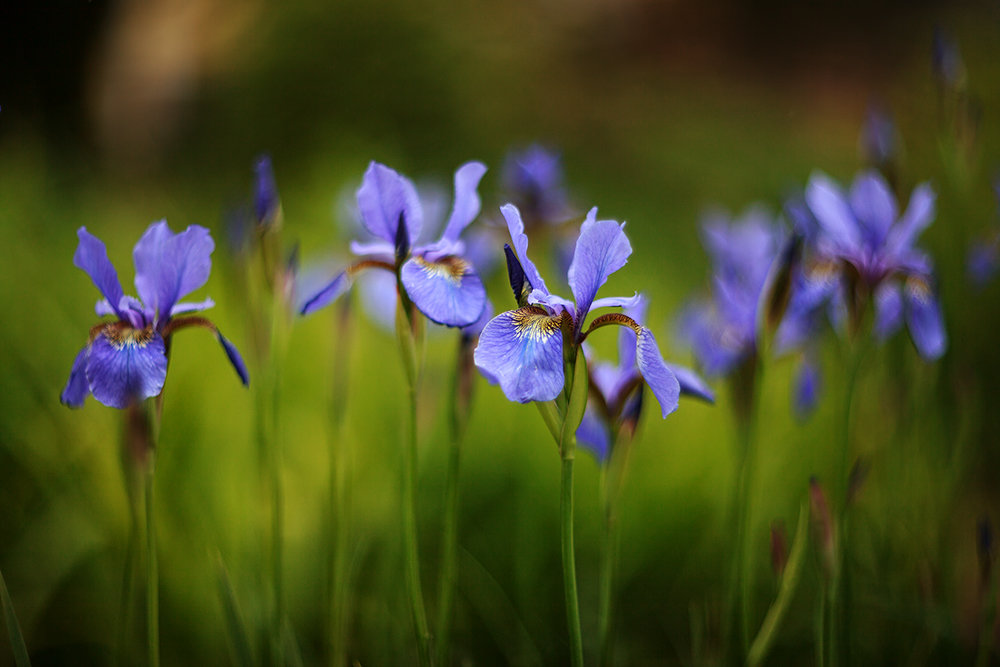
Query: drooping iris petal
873,282,903,341
439,161,488,243
217,332,250,385
74,227,125,317
170,297,215,316
805,173,861,251
617,295,649,370
300,271,352,315
401,255,486,327
667,363,715,403
133,221,214,321
60,347,91,407
849,170,897,245
886,184,936,255
474,307,564,403
576,407,611,462
568,209,632,322
357,269,398,332
357,162,422,246
634,327,680,418
904,278,947,360
461,297,494,338
85,327,168,408
500,204,549,295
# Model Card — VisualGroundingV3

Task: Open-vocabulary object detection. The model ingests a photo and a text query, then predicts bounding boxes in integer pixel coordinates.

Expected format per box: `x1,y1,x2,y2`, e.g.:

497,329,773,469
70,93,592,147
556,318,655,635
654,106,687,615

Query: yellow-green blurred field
2,1,1000,664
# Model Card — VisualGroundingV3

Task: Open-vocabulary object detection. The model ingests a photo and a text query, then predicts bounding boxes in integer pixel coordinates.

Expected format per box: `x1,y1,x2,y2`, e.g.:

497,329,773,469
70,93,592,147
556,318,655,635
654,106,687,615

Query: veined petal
887,183,936,253
60,346,91,407
591,293,643,313
576,406,611,462
805,172,861,250
474,307,564,403
216,331,250,386
133,220,214,322
667,363,715,403
74,228,125,317
635,327,680,418
300,270,352,315
873,282,903,341
531,290,575,319
357,162,422,245
349,239,395,258
170,297,215,316
401,255,486,327
849,170,897,244
904,278,946,360
568,208,632,322
616,294,648,370
440,161,488,242
500,204,549,295
85,325,167,408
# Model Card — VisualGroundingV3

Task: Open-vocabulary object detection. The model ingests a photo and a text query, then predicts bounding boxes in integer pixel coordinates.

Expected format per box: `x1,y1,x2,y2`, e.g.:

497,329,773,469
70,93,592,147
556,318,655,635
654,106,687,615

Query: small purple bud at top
254,154,281,228
860,105,897,168
394,212,409,266
504,243,531,307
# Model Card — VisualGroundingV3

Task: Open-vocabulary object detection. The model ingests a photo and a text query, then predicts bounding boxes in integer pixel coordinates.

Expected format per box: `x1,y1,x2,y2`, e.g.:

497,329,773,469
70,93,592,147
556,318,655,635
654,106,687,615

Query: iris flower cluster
61,221,249,409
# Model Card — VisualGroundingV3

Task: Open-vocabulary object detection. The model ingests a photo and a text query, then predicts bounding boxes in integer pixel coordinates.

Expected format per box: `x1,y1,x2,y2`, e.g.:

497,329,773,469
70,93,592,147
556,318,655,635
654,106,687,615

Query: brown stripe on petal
414,255,470,282
510,306,561,342
100,321,155,350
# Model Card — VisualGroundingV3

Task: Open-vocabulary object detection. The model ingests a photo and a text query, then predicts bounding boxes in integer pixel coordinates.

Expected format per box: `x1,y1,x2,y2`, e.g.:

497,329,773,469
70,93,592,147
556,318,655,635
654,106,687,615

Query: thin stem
328,300,352,667
145,459,159,667
598,429,629,667
561,447,584,667
403,380,432,666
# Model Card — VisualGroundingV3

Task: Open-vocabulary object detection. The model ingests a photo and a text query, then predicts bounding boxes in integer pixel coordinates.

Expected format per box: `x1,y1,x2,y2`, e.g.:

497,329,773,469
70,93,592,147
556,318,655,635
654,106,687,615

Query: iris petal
873,282,903,341
805,172,861,251
904,279,947,360
576,407,611,462
401,255,486,327
849,171,897,244
474,307,564,403
887,183,936,254
500,204,550,296
300,271,352,315
793,358,821,418
667,363,715,403
440,161,488,242
170,297,215,316
60,346,91,407
357,162,422,246
217,332,250,385
568,209,632,322
133,221,214,321
635,327,680,418
74,228,125,317
85,327,167,408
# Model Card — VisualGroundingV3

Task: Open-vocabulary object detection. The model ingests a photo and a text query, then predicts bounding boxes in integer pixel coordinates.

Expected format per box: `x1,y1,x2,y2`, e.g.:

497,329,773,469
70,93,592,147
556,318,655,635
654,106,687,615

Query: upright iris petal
133,221,215,322
74,228,125,318
356,162,423,246
567,209,632,325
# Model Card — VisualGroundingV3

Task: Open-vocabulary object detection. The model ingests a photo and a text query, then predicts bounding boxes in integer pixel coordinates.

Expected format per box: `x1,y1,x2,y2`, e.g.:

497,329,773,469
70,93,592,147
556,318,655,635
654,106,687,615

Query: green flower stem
328,299,353,667
396,298,432,666
597,430,630,667
436,334,475,666
557,352,588,667
144,462,159,667
746,502,808,667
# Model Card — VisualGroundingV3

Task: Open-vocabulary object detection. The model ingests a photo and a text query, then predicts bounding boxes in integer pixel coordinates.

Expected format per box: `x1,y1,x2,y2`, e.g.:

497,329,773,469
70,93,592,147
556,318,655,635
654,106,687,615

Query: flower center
510,306,560,342
414,255,469,282
102,321,155,350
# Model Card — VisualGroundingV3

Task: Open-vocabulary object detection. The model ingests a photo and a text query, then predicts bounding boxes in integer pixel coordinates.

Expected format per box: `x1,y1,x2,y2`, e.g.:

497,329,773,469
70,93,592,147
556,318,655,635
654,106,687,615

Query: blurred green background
2,0,1000,664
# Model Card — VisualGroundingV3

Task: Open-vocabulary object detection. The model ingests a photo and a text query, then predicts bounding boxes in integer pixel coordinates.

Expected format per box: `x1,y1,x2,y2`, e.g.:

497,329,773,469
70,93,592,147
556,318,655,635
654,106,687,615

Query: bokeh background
2,0,1000,664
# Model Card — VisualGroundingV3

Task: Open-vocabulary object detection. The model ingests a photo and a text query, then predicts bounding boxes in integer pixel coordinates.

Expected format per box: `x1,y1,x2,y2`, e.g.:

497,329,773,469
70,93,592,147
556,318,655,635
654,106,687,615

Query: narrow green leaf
214,554,255,667
0,567,32,667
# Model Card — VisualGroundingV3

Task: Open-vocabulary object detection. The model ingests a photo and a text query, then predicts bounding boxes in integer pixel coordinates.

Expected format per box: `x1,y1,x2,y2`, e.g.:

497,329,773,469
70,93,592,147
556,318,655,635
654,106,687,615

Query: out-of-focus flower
300,161,489,329
474,204,680,418
859,105,898,170
679,207,786,377
932,28,966,90
576,295,713,462
61,222,249,409
804,170,946,360
502,145,571,227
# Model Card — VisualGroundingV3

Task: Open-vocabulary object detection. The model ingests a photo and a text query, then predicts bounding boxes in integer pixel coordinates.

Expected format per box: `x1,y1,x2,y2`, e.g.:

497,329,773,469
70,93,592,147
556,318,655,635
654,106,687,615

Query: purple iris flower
679,207,786,377
967,178,1000,287
300,161,488,328
859,105,897,169
804,169,946,360
576,295,714,462
474,204,681,419
502,145,571,226
61,222,249,409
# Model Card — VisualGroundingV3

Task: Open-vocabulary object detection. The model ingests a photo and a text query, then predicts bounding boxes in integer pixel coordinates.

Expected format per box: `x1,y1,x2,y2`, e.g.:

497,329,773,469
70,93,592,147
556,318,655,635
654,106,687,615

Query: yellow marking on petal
905,275,932,304
510,306,561,342
415,255,469,283
101,322,155,350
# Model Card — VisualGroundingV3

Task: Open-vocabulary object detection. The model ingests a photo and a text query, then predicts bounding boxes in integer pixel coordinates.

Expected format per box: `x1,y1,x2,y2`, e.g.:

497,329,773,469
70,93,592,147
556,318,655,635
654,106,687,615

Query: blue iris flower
300,161,488,328
473,204,681,419
804,169,946,360
576,295,714,462
680,207,787,377
501,144,571,227
61,221,249,409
